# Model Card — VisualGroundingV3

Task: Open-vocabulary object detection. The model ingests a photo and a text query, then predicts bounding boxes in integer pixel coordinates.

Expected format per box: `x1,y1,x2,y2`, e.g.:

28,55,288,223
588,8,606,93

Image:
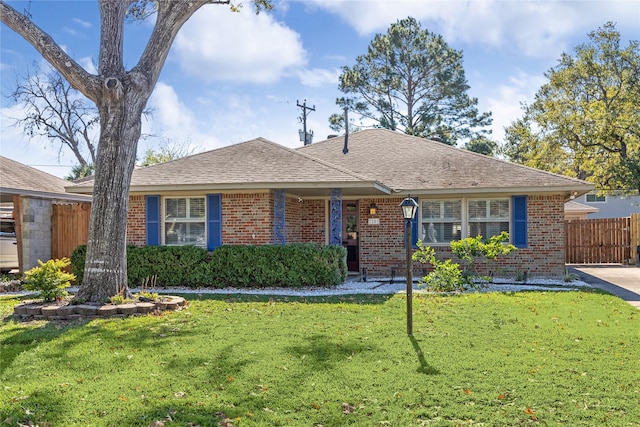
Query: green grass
1,290,639,426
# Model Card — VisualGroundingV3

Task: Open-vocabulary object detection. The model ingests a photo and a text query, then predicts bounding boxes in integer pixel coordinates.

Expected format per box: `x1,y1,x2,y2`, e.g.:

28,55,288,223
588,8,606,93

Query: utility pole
297,99,315,145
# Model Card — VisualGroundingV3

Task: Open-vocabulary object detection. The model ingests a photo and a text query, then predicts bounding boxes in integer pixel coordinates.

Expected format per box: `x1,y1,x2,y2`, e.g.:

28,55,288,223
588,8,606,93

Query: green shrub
70,243,347,289
450,231,517,280
207,244,346,288
413,233,518,292
23,258,75,301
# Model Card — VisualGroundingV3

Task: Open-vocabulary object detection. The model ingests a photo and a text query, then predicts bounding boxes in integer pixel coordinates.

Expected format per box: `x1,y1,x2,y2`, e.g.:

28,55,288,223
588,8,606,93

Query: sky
0,0,639,178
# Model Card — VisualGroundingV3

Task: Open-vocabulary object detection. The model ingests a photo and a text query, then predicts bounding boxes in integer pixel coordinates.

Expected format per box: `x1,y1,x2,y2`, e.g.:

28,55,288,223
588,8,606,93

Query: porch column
329,188,342,246
273,189,286,245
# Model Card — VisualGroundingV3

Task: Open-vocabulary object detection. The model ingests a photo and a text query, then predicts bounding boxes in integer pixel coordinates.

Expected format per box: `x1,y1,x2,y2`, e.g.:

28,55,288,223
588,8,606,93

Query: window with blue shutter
145,195,161,246
206,194,222,251
512,195,528,248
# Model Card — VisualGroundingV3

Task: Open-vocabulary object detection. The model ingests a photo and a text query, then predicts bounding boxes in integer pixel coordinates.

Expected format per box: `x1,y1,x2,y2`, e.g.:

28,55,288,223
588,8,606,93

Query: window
586,194,606,203
164,197,206,247
421,198,511,244
421,199,462,243
468,199,509,238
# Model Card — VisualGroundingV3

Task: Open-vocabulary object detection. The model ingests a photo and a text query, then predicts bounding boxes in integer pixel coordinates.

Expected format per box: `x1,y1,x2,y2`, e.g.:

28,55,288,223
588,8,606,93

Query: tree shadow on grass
287,333,377,369
409,336,439,375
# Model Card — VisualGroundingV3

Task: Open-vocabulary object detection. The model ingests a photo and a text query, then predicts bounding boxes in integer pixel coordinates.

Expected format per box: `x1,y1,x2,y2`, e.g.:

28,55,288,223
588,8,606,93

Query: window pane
166,199,186,219
165,222,205,247
190,198,205,219
422,201,441,219
489,200,509,219
469,221,509,238
443,201,461,220
468,200,486,219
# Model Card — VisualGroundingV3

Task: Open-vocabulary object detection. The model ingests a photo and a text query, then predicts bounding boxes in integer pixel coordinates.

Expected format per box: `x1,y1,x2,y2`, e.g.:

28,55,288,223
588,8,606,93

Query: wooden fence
51,202,91,260
565,214,640,264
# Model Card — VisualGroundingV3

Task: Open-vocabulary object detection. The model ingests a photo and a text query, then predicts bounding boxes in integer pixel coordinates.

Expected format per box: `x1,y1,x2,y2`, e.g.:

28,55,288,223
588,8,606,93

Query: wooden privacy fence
52,202,91,260
565,213,640,264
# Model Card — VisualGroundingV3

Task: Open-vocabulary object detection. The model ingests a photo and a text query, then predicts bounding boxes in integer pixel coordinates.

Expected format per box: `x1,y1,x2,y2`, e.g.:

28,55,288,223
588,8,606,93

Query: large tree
329,17,492,146
1,0,271,302
503,22,640,193
7,65,98,168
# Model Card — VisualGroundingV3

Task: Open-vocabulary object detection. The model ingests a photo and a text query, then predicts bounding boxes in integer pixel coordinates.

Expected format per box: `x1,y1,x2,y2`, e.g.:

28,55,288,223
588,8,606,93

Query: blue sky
1,0,639,178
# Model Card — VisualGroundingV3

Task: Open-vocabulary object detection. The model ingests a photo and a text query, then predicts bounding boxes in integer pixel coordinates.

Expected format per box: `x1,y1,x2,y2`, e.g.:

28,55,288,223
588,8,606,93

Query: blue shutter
145,195,161,246
512,195,528,248
207,194,222,251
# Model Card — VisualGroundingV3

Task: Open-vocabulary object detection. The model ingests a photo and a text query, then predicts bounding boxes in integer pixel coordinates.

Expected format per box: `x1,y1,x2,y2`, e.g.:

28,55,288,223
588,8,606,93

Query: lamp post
400,196,418,336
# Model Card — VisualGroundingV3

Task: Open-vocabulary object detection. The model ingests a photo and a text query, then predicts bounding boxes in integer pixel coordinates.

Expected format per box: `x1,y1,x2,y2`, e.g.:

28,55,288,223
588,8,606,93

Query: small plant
412,242,473,292
23,258,75,302
514,269,528,283
450,232,517,284
109,294,126,305
563,269,579,283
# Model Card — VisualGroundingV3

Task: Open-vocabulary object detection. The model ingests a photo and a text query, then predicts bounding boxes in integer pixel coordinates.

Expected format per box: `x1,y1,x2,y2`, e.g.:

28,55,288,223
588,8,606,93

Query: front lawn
1,290,638,426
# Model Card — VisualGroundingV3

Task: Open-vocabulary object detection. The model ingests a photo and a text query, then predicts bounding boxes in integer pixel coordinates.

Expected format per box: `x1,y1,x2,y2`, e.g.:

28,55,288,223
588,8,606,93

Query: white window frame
586,194,606,203
420,197,511,245
163,196,206,247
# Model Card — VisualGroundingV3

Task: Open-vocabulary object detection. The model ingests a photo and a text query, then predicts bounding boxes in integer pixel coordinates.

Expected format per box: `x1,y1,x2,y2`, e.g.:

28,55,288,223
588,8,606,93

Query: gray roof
67,129,593,198
300,129,593,196
70,138,390,196
0,156,91,203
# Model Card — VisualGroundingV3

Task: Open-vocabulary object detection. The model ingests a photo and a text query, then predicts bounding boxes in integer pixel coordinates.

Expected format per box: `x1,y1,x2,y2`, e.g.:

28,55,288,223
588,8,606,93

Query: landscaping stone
11,296,187,321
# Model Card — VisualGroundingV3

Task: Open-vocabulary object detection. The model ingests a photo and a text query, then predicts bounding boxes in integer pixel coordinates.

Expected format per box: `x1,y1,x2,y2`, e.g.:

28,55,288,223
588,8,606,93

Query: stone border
12,296,187,321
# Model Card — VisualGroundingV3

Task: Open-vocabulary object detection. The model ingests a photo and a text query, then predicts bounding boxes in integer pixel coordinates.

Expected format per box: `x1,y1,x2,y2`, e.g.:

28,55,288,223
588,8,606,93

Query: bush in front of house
207,244,347,288
70,243,347,289
24,258,76,301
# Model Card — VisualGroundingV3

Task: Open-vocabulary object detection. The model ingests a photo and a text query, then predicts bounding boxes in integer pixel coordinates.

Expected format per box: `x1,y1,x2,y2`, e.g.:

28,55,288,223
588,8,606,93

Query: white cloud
145,82,222,151
485,70,547,142
173,6,307,83
310,0,639,59
296,67,341,87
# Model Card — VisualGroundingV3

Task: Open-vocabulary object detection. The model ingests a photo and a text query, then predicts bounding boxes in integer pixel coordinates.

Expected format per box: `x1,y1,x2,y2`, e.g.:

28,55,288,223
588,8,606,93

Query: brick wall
127,195,146,247
359,197,406,275
222,193,273,245
358,194,567,278
125,192,567,278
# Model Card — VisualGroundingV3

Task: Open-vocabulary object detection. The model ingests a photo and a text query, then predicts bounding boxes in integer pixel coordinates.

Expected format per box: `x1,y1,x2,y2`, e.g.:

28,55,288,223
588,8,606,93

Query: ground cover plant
1,290,639,426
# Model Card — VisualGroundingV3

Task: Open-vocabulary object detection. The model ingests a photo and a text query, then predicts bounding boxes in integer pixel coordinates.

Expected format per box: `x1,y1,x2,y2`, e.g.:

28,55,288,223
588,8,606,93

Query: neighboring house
0,156,91,272
67,129,594,278
564,200,599,220
573,191,640,219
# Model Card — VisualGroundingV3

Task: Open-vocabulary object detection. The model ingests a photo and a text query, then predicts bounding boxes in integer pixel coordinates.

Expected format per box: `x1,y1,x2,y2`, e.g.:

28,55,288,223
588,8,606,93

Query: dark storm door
342,201,359,272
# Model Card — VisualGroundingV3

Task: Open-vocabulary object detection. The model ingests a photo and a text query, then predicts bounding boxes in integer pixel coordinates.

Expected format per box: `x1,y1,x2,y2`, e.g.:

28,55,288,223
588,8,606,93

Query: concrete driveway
568,264,640,309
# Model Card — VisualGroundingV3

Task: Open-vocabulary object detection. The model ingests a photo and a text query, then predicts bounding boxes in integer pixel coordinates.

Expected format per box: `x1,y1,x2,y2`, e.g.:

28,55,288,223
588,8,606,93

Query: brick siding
125,192,567,278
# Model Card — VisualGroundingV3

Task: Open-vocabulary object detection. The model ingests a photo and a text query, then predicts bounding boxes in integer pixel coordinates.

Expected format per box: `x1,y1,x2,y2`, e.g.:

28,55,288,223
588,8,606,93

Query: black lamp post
400,196,418,336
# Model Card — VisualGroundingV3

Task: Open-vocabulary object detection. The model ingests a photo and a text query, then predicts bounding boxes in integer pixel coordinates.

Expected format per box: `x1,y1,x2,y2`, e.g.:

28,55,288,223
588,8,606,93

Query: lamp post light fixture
400,196,418,336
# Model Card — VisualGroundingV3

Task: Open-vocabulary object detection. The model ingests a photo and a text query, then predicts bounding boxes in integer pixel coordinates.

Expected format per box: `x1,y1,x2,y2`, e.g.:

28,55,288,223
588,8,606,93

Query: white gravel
126,276,593,297
5,277,592,298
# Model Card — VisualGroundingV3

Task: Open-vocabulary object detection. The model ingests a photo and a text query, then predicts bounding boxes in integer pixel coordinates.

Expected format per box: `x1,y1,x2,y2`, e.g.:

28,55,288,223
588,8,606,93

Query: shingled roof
300,129,593,196
0,156,90,203
69,138,391,196
67,129,593,198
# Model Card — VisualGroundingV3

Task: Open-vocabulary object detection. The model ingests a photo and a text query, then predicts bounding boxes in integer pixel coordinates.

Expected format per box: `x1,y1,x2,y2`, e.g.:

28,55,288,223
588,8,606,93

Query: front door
342,201,359,272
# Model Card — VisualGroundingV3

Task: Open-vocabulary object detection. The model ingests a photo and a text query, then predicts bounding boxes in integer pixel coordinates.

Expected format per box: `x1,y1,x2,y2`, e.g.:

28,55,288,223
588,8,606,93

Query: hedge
70,243,347,289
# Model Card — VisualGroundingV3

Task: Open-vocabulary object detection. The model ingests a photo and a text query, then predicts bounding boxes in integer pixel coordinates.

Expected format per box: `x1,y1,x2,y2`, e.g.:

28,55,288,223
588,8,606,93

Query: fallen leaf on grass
463,389,473,395
342,402,355,414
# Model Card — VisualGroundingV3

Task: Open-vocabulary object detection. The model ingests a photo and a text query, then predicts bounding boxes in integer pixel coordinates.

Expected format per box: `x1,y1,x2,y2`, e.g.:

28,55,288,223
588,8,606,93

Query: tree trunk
75,77,148,303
